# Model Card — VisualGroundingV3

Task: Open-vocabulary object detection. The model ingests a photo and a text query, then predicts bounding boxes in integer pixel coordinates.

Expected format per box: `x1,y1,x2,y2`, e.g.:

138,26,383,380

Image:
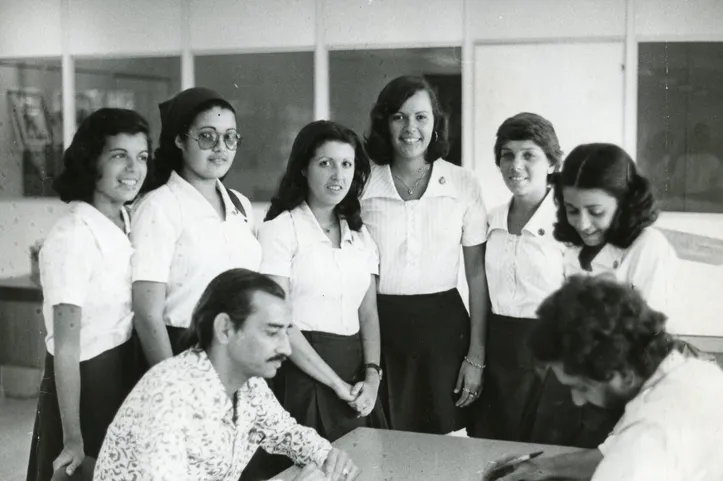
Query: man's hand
483,454,549,481
322,448,360,481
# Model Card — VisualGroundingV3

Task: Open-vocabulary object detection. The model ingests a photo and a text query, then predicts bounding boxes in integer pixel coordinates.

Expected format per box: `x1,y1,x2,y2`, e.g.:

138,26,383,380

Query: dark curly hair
181,268,286,351
494,112,563,182
53,108,152,203
143,98,235,192
364,75,450,165
528,275,678,382
553,143,659,248
265,120,371,231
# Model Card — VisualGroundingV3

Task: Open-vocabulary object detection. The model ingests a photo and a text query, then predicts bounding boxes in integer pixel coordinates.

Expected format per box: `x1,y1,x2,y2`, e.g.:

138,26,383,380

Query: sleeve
361,226,380,275
39,221,96,308
130,193,182,283
461,173,488,246
253,379,332,467
624,229,678,315
257,215,297,278
592,422,671,481
95,381,190,481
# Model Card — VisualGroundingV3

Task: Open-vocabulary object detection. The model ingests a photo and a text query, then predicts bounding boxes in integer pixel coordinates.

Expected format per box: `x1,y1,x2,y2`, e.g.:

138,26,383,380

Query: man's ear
212,313,234,345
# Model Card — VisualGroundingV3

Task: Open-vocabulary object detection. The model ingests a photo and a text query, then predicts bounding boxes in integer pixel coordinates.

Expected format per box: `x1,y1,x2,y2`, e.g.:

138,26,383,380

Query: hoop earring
432,131,439,143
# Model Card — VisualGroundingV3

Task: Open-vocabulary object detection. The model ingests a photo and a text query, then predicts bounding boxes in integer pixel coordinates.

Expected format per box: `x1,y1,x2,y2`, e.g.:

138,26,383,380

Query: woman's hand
454,357,483,407
333,380,357,403
52,439,85,477
322,447,360,480
348,376,380,417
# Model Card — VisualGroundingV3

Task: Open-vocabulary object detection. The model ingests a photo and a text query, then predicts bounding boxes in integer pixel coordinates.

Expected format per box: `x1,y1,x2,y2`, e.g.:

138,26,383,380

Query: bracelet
464,356,485,369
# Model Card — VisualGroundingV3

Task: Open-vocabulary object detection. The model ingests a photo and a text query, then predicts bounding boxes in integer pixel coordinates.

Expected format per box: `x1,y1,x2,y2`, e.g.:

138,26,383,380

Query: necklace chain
392,164,431,195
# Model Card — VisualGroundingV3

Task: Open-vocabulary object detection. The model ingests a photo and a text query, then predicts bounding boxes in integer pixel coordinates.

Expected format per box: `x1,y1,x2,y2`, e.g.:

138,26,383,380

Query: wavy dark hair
53,108,152,203
143,98,235,192
528,275,679,382
494,112,563,183
181,268,286,351
364,75,450,165
265,120,371,231
553,143,659,248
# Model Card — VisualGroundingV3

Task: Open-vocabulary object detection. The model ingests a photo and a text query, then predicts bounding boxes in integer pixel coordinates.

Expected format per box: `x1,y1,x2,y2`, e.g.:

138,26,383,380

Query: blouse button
538,228,545,236
613,260,619,269
439,177,446,184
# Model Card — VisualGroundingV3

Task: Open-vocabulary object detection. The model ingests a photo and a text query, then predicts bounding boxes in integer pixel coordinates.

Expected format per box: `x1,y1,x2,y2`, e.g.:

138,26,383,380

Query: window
638,42,723,213
0,58,62,198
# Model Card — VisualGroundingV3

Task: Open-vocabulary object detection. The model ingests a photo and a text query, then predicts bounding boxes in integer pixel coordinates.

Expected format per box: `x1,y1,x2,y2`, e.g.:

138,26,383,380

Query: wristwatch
364,363,383,381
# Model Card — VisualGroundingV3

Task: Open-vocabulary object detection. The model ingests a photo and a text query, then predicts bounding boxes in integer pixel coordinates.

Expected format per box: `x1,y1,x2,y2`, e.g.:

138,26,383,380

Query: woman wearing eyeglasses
130,87,262,368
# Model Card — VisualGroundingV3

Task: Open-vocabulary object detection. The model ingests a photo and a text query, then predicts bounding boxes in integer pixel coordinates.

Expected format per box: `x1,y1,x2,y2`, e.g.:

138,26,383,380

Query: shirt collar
362,160,457,201
70,201,131,254
487,190,556,238
640,349,686,393
167,171,236,219
182,349,236,420
293,202,354,245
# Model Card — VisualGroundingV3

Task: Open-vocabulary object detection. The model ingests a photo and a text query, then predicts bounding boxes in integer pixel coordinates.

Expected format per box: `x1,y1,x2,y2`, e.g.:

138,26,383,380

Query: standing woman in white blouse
27,109,150,481
259,120,387,443
470,113,566,441
131,88,262,367
361,76,490,435
529,142,678,448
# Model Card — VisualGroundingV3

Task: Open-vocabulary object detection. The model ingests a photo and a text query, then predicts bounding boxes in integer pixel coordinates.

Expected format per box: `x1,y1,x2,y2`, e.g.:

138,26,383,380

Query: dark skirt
274,330,388,441
528,369,624,448
377,289,470,434
26,340,134,481
468,313,544,441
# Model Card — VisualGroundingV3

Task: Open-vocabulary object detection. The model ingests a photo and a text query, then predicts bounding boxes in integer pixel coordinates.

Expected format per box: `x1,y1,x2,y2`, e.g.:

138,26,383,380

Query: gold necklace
392,164,431,195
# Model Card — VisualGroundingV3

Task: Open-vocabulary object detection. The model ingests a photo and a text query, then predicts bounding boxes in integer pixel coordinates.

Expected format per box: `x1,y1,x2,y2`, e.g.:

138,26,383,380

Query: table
275,428,579,481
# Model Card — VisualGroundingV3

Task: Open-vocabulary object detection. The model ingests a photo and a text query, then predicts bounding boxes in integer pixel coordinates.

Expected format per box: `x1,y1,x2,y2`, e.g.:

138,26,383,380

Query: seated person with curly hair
491,275,723,481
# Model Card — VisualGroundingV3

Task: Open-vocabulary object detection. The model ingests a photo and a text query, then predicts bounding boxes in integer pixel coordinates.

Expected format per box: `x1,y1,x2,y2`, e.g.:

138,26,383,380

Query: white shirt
593,350,723,481
563,227,679,332
40,201,133,361
485,192,566,318
94,349,332,481
258,203,378,336
130,171,262,328
361,160,488,295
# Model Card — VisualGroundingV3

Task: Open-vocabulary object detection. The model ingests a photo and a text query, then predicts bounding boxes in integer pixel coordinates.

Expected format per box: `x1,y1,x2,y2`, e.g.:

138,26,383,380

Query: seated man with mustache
94,269,359,481
491,275,723,481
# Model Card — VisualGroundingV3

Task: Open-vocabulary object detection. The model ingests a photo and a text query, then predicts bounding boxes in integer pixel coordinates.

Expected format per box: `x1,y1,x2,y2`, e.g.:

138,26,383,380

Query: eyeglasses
187,129,243,151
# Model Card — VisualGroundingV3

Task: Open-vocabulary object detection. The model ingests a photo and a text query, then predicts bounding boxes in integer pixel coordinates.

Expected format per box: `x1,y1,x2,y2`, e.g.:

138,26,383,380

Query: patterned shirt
94,349,332,481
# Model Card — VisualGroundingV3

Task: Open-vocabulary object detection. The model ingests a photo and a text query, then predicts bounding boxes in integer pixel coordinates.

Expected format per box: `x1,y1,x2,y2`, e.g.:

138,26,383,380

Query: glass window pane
0,58,63,198
638,42,723,213
195,52,314,202
330,48,462,165
74,57,182,151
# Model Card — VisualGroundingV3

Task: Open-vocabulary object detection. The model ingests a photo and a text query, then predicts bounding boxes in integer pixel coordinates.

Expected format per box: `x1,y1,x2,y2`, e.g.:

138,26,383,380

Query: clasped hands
333,374,380,418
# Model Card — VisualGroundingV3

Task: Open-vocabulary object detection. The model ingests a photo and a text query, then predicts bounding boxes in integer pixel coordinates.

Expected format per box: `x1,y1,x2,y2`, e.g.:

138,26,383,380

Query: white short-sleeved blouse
258,202,379,335
361,160,488,295
130,171,262,328
486,192,566,318
40,201,134,361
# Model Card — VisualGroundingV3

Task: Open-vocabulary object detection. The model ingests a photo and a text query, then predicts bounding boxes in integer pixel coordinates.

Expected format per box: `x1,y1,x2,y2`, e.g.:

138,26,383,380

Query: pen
502,450,544,467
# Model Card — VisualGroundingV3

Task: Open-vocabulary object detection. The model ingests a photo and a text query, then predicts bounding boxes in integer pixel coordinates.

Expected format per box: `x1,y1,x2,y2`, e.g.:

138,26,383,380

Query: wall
1,0,722,335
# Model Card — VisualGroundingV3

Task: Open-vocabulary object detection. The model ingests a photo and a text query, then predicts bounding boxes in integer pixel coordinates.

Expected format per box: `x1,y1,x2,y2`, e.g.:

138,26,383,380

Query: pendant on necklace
407,189,413,195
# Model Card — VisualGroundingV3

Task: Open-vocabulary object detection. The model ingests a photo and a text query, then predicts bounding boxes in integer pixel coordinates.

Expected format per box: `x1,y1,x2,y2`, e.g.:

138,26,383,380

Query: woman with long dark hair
259,120,387,443
529,142,678,448
362,76,490,435
27,108,151,481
